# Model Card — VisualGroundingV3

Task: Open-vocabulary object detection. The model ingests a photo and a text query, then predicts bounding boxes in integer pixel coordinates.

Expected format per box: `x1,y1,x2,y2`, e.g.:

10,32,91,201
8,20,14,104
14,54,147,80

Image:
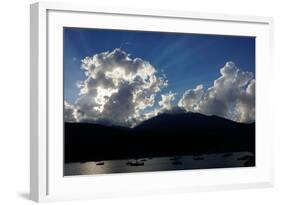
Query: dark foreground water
64,152,254,176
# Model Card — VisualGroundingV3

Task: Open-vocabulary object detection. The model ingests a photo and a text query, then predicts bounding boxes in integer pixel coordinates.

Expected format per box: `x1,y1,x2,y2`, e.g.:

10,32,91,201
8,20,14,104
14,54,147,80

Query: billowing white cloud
178,62,255,123
66,49,167,127
178,85,204,112
65,52,255,127
135,92,177,122
64,101,77,122
159,92,177,111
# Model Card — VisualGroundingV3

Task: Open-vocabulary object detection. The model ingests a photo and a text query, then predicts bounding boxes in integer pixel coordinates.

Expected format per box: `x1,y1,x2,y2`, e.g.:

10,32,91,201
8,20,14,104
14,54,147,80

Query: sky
63,27,255,127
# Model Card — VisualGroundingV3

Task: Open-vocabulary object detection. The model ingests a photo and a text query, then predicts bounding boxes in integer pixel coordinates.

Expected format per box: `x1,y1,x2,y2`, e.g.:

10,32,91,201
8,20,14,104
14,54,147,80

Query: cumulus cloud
65,51,255,127
66,49,167,127
178,85,204,112
178,62,255,123
158,92,177,111
64,101,77,122
138,92,185,122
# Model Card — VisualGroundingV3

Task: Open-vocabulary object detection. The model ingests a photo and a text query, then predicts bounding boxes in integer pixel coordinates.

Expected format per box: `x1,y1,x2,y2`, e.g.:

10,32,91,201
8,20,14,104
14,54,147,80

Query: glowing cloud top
65,49,255,127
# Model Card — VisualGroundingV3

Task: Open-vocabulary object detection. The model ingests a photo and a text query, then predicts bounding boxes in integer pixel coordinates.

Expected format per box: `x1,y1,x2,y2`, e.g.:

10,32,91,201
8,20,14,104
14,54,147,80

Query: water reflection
64,152,254,176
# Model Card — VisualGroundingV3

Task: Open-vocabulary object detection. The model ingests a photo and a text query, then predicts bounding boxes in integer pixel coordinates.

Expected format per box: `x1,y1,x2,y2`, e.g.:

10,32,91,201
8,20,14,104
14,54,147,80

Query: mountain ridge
64,112,255,163
66,111,254,129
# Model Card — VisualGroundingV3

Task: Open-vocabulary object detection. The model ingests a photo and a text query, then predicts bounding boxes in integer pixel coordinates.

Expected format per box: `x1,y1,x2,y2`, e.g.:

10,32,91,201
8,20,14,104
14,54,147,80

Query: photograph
63,27,255,176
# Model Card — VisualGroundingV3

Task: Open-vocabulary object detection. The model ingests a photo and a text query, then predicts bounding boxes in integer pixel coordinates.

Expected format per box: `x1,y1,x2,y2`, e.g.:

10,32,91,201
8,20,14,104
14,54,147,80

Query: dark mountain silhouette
136,112,247,130
64,112,255,163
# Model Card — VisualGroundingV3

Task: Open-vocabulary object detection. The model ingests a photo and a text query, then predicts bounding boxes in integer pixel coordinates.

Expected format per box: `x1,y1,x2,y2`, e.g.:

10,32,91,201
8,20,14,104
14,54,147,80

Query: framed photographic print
30,2,274,202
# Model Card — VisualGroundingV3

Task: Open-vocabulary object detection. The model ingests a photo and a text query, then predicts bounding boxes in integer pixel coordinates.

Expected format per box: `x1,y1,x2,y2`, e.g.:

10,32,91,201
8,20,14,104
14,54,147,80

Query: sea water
64,152,254,176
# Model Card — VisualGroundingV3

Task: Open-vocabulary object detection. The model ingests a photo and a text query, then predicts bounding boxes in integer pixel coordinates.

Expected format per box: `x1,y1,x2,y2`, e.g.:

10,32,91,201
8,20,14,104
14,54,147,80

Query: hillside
64,112,255,163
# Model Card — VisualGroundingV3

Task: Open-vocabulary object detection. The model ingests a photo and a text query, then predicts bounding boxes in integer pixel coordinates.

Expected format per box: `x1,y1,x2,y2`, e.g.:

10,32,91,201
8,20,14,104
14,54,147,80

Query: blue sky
64,27,255,106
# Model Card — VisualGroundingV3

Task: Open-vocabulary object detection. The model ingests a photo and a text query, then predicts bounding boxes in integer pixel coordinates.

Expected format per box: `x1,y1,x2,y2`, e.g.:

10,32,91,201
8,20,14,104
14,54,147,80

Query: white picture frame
30,2,274,202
